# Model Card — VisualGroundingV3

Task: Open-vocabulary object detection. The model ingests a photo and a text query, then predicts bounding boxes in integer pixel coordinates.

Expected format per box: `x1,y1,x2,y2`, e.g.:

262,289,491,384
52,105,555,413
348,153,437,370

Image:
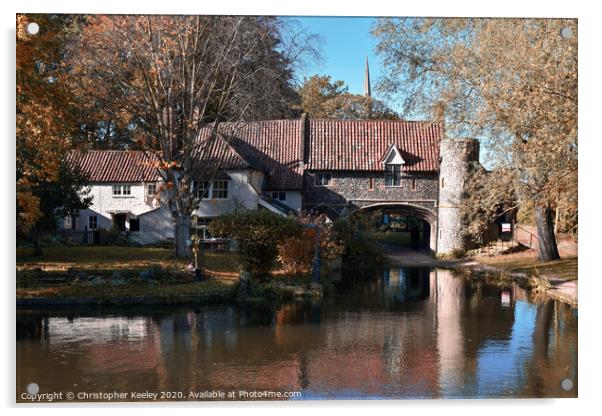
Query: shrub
277,229,316,274
209,210,302,282
98,228,131,245
333,217,387,278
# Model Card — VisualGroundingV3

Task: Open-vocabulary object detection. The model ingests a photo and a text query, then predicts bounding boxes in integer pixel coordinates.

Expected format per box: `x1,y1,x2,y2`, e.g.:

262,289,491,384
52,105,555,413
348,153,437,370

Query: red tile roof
66,150,160,183
67,118,443,188
197,119,304,189
192,135,251,171
307,119,443,172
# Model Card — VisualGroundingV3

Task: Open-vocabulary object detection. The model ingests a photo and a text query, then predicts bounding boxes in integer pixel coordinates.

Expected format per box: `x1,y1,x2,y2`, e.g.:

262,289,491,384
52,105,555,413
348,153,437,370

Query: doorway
113,214,127,232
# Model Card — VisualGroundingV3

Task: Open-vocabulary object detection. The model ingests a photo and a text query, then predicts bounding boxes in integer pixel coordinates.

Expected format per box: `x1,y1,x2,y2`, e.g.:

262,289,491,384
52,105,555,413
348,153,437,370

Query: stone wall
303,170,439,215
437,138,480,255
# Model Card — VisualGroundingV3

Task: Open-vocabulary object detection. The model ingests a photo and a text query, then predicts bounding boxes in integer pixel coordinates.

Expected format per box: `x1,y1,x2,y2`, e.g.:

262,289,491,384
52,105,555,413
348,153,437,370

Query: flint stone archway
350,203,438,253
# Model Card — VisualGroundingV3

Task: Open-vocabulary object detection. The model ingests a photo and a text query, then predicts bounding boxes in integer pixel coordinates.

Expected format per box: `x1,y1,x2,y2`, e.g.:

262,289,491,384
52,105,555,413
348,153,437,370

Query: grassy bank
16,246,323,306
367,232,411,247
17,246,239,275
475,253,577,281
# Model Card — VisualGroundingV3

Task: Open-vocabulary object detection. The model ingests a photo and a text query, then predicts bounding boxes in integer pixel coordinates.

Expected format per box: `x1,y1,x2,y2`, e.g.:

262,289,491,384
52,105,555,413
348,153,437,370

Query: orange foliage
16,14,76,232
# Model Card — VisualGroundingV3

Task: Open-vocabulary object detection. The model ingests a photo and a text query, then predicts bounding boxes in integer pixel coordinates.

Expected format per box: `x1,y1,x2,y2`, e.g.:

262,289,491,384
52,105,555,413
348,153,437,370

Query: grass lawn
17,246,239,275
16,245,313,303
17,278,235,302
16,246,242,302
476,254,578,281
367,232,411,247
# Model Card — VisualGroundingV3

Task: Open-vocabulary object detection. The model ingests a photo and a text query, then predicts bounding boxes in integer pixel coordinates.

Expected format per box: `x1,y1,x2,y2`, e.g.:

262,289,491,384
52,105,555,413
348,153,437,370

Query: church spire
364,56,371,97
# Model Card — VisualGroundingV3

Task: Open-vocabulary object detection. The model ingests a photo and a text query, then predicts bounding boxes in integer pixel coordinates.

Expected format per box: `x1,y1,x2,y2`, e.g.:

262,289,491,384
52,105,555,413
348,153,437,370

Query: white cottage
64,118,305,244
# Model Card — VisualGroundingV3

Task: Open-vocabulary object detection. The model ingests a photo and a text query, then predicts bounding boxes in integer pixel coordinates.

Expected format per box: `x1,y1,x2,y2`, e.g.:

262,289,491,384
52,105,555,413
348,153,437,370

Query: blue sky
293,17,383,98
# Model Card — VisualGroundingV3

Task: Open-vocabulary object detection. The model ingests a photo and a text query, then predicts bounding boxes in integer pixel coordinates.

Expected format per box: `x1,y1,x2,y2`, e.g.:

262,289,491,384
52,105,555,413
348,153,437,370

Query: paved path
381,244,578,306
380,244,467,268
545,275,578,306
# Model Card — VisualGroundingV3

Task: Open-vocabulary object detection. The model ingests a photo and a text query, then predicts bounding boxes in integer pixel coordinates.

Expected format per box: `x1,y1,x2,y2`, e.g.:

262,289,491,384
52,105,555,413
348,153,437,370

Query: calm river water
16,267,577,401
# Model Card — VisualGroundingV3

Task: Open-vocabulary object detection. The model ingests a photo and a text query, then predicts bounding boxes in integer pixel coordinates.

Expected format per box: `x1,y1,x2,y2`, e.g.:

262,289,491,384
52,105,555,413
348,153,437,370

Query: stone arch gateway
352,203,438,252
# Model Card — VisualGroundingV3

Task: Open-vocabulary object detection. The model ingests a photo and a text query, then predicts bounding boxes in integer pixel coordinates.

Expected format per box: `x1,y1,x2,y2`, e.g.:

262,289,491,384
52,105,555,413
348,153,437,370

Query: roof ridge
309,118,442,124
71,149,150,153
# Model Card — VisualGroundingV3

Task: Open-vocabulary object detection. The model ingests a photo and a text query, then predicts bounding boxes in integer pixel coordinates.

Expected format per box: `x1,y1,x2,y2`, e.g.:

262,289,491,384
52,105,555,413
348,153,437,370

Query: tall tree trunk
32,224,43,257
554,195,561,235
174,213,192,259
535,203,560,261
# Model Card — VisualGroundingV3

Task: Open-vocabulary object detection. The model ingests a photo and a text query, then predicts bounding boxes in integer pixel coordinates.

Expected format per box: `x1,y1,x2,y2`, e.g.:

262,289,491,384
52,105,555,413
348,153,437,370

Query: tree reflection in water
17,267,577,400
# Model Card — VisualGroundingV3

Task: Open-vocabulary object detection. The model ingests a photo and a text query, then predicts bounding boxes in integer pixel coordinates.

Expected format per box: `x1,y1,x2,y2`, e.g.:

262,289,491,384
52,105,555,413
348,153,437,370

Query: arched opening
350,203,437,252
306,204,341,223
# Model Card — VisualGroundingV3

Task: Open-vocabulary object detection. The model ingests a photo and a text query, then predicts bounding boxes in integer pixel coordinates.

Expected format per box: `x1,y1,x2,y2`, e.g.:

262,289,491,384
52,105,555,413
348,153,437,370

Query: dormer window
381,144,405,187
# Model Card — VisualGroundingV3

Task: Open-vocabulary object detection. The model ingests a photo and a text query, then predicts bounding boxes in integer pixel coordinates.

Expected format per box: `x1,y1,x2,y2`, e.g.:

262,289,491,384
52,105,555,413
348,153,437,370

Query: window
412,178,416,191
385,164,402,187
130,218,140,232
315,173,332,186
441,177,445,189
113,185,132,196
196,217,213,240
271,191,286,201
146,183,156,197
212,180,228,199
193,180,210,199
369,177,374,190
88,215,98,230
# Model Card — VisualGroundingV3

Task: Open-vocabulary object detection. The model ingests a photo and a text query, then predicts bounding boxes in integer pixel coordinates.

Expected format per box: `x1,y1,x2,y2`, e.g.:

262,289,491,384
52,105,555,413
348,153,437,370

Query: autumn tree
297,75,397,119
373,18,577,261
68,16,315,257
16,14,91,242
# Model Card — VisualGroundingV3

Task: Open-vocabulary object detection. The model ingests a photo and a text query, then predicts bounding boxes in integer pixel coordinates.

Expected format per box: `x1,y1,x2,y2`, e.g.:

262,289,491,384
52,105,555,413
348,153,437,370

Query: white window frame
212,180,229,199
384,164,402,187
193,180,211,199
112,184,133,197
315,172,332,187
271,191,286,201
193,180,229,200
146,183,157,197
195,217,215,240
64,215,73,230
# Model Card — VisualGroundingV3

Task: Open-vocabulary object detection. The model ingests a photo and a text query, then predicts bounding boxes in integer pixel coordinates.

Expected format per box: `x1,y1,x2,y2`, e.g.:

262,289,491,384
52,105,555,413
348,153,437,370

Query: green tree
373,18,577,261
209,210,302,282
297,75,398,119
28,162,92,256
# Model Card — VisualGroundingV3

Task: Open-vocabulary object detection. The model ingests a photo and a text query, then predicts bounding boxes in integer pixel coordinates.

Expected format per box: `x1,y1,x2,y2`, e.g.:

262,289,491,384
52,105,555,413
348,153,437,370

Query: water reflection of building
383,267,430,302
431,269,466,397
17,272,578,400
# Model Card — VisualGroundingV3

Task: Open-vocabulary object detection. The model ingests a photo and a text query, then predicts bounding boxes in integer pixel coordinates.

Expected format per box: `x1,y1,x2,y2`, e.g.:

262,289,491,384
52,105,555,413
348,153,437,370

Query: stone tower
437,138,480,255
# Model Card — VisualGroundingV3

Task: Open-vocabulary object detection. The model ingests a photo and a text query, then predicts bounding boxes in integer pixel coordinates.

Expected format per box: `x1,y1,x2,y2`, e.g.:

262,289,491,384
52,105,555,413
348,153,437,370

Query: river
16,267,578,401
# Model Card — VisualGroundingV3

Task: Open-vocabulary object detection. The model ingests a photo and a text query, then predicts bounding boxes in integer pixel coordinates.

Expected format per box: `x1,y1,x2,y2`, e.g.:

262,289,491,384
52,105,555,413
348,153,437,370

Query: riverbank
381,243,578,306
16,246,323,307
466,249,578,306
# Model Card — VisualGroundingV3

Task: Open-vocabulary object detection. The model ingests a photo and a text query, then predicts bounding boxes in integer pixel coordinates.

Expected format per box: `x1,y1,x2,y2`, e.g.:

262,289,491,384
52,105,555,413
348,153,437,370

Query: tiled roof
66,150,160,183
66,118,443,188
197,119,304,190
307,119,443,172
192,136,251,171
